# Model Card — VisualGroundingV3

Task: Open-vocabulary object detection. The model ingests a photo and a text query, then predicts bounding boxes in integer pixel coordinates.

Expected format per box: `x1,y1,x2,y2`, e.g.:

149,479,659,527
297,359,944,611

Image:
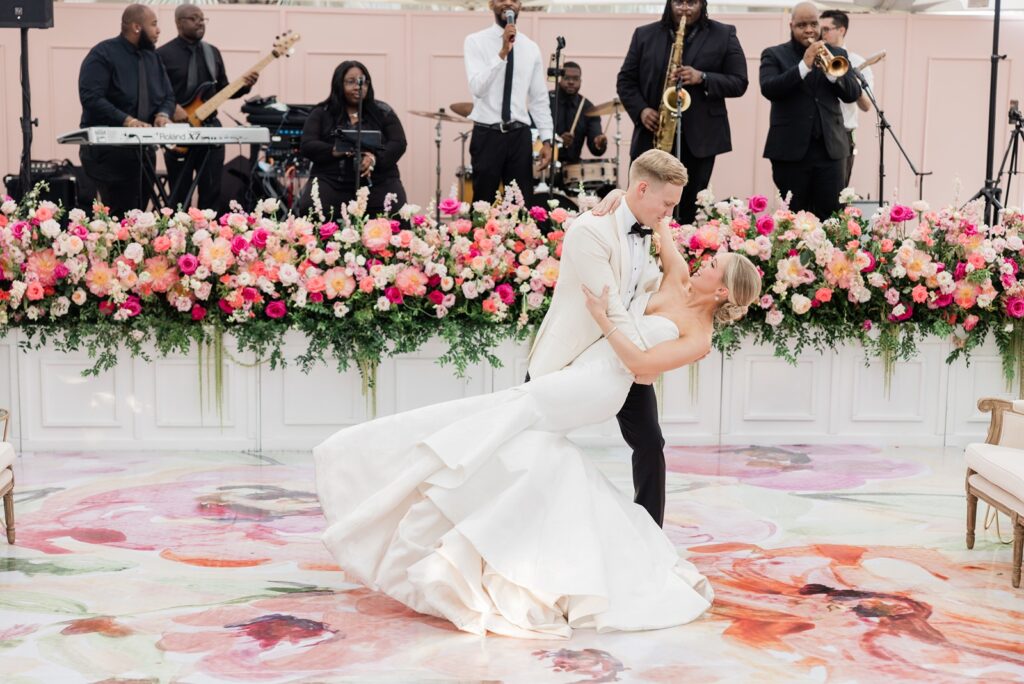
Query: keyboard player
78,4,175,217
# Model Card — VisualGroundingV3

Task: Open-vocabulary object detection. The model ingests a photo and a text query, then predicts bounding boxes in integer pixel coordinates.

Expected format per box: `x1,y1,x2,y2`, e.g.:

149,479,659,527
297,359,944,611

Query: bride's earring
714,295,719,302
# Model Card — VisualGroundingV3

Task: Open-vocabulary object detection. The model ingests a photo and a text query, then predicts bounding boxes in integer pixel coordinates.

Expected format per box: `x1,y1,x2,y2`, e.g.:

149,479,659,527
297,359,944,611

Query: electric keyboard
57,126,271,146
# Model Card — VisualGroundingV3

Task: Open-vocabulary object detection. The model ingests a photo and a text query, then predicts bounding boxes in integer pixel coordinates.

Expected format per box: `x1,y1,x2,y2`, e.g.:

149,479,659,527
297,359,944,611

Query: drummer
549,62,608,171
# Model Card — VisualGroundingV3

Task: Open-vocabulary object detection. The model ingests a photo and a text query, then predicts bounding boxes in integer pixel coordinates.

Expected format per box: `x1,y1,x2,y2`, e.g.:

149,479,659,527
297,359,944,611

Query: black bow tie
629,222,652,238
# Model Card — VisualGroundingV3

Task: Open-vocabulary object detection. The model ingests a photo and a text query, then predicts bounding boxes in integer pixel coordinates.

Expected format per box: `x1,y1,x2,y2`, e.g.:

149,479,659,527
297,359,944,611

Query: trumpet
814,42,849,78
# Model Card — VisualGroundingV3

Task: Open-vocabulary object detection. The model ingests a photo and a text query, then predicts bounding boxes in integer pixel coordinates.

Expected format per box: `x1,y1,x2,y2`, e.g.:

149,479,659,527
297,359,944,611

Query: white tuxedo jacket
527,210,662,378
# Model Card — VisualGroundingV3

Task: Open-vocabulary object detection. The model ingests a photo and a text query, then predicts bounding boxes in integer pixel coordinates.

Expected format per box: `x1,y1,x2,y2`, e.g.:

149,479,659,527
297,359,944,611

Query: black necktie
137,54,150,122
629,222,652,237
185,43,200,97
501,46,514,124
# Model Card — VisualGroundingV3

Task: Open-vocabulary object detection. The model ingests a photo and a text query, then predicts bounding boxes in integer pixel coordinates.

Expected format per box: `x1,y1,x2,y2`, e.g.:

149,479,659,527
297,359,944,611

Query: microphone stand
353,75,365,197
852,67,930,205
547,36,566,190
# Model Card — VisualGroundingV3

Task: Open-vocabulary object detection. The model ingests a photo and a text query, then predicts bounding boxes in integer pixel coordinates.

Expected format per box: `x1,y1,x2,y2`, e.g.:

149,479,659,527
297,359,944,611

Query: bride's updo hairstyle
714,254,762,327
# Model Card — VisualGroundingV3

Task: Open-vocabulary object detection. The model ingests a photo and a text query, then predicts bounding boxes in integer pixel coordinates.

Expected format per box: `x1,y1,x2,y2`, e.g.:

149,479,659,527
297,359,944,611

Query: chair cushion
969,473,1024,515
0,466,10,491
965,442,1024,498
0,442,13,471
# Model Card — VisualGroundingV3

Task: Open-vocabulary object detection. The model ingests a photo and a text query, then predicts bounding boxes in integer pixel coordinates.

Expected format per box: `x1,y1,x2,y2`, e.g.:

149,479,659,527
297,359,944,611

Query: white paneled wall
0,332,1013,452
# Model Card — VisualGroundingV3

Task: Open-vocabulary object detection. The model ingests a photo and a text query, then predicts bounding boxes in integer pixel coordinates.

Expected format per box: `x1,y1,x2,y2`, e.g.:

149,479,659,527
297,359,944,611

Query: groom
527,149,687,527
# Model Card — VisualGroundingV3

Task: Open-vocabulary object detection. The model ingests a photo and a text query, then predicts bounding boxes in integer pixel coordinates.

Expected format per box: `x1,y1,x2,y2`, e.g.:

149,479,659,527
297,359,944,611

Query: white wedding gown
313,312,714,638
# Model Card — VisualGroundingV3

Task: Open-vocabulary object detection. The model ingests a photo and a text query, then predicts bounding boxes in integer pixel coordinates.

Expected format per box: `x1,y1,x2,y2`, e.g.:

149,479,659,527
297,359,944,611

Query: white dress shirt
616,199,646,307
841,51,872,132
463,24,553,139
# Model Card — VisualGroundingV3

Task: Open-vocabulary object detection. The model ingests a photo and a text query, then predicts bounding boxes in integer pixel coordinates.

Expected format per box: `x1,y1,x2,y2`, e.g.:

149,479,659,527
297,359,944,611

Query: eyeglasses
343,79,367,87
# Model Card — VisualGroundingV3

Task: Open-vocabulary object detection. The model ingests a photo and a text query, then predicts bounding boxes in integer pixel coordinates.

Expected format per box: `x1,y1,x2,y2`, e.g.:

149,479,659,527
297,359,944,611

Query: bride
314,177,761,640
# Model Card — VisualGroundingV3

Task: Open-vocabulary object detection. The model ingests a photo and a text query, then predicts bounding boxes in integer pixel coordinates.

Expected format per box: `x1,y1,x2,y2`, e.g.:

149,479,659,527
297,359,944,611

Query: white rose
375,296,391,312
333,302,350,318
1008,235,1024,251
194,282,212,300
40,219,61,239
766,308,784,326
1,200,17,214
911,200,930,213
71,289,87,306
25,305,40,321
124,242,144,262
175,297,193,312
193,265,210,280
891,303,906,318
791,293,812,315
261,198,280,214
278,264,299,285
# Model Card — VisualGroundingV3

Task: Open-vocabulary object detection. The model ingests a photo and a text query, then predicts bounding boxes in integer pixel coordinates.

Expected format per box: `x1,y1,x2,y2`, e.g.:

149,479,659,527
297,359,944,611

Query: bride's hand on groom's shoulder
591,189,626,216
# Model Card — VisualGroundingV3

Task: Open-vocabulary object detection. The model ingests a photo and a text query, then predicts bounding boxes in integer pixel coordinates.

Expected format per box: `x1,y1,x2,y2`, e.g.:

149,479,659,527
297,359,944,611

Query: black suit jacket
616,19,748,160
759,39,861,161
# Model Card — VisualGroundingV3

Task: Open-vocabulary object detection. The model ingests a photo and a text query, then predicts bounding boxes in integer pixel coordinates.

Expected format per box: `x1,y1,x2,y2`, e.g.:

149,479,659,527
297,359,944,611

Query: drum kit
407,96,627,214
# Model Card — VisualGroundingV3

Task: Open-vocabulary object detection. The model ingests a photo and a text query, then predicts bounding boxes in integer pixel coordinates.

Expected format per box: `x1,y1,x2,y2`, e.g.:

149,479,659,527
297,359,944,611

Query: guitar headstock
272,31,301,58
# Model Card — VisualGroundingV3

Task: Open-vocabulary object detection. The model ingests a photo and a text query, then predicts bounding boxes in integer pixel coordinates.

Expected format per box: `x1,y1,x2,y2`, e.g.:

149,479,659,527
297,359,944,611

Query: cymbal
449,102,473,118
584,98,623,117
408,109,470,124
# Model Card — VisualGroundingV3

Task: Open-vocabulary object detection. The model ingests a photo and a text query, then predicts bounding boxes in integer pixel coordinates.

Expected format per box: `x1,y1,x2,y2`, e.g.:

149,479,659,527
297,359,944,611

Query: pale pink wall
2,3,1022,208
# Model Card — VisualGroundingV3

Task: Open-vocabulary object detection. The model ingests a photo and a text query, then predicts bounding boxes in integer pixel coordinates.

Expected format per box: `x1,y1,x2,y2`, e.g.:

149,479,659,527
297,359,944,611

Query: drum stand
433,110,443,225
454,130,471,201
613,105,623,187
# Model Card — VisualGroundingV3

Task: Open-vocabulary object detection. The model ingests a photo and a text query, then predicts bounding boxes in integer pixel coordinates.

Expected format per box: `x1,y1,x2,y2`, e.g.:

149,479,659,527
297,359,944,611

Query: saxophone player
616,0,748,224
760,2,861,218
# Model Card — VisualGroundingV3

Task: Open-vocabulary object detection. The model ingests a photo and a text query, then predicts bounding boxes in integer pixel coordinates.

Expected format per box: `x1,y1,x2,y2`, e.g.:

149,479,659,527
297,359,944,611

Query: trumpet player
760,2,861,218
616,0,747,224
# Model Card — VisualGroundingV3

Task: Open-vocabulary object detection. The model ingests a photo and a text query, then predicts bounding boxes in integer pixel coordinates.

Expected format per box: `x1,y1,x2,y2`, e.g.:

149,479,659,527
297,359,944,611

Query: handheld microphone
504,9,516,43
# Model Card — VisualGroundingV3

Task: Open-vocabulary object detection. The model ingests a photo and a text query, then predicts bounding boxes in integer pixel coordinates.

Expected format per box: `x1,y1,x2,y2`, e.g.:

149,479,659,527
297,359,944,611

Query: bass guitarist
158,3,258,211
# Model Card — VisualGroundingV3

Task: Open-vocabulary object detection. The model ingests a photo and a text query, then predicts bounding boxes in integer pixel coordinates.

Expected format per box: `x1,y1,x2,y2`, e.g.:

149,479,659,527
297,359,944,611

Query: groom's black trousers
525,373,666,527
616,382,666,527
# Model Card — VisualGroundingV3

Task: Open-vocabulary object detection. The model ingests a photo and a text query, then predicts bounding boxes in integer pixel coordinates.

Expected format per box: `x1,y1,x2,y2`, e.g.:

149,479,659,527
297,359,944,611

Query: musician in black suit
549,62,607,168
760,2,861,218
158,4,258,212
78,4,175,218
616,0,748,224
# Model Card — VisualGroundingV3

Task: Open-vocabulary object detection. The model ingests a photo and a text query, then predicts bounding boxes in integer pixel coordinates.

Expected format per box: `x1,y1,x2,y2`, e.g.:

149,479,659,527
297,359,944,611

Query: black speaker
0,0,53,29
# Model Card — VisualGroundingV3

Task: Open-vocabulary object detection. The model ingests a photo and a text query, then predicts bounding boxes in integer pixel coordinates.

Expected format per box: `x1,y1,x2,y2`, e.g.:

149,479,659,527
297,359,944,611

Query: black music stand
967,0,1006,224
1,1,55,196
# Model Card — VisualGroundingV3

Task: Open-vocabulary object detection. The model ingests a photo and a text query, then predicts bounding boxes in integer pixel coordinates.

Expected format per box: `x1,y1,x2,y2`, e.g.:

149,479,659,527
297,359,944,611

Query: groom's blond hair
629,149,688,187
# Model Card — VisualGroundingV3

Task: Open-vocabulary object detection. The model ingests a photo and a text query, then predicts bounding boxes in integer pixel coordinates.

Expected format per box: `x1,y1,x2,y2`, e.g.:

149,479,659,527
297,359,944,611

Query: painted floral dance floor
2,445,1023,682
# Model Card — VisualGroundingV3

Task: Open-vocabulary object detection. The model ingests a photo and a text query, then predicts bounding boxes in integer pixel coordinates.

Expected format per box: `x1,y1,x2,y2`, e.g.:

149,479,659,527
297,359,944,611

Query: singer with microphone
463,0,553,206
820,10,875,187
760,2,860,218
297,61,408,217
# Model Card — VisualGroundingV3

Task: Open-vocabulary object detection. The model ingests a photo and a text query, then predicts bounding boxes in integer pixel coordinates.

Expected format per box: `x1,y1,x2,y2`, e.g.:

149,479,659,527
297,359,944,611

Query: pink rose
863,319,872,331
911,285,929,303
99,300,116,316
748,195,769,213
251,229,269,249
384,286,404,304
54,262,70,280
1006,296,1024,319
814,287,833,303
495,283,515,305
888,302,913,322
121,295,142,317
964,314,980,331
191,304,207,321
428,290,445,306
218,299,234,314
890,205,914,222
755,215,774,236
438,197,461,216
550,207,569,224
230,236,249,255
930,293,953,309
860,252,877,273
24,282,44,301
177,254,199,275
954,262,967,281
529,206,548,222
265,300,287,319
242,287,259,302
319,222,338,240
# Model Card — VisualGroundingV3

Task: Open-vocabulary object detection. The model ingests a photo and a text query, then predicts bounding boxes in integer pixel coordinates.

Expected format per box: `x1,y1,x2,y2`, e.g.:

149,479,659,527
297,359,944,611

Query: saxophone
654,22,691,152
